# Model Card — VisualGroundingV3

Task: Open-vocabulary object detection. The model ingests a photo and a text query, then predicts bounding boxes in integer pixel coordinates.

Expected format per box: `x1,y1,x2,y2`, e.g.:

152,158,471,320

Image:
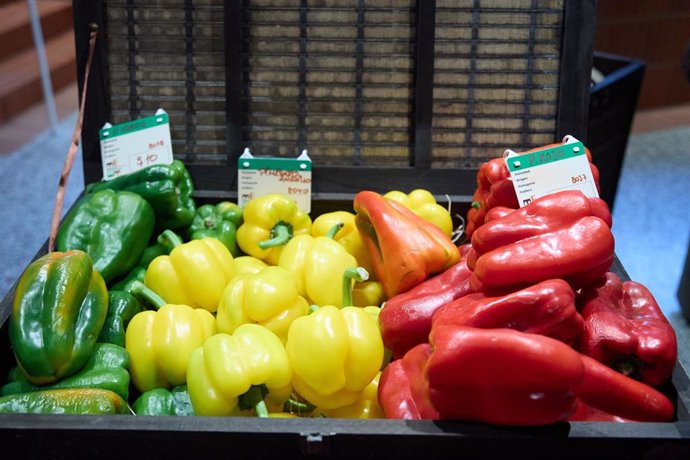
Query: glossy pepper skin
237,194,312,265
145,231,236,313
312,211,376,278
577,272,677,386
9,250,108,385
126,282,217,393
188,201,243,256
384,189,454,238
431,279,584,346
378,343,439,419
286,305,384,410
187,324,292,417
318,372,384,419
0,388,129,415
85,159,196,230
2,343,131,401
98,290,143,347
133,385,194,416
427,326,584,425
379,260,473,359
354,191,461,298
468,190,614,291
216,266,309,343
56,189,155,283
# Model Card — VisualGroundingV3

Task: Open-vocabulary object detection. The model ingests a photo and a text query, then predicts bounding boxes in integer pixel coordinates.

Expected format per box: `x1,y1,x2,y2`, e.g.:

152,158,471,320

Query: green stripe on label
238,157,312,171
99,113,170,140
507,141,586,172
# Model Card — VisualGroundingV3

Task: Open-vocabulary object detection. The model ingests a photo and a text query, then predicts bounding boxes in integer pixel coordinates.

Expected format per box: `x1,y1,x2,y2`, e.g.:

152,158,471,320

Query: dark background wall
595,0,690,108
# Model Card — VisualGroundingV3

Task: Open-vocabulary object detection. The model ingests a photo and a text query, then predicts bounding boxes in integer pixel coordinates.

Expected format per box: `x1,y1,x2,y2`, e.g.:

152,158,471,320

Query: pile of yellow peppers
124,189,453,418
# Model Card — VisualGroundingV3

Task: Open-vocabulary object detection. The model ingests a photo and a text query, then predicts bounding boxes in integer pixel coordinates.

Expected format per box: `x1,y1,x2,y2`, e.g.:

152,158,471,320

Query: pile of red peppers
371,147,678,426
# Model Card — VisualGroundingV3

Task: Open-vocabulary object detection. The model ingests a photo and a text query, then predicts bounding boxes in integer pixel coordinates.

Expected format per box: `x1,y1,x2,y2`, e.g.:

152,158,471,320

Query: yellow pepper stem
258,222,293,249
239,385,270,418
129,281,166,310
342,267,369,307
157,229,184,249
284,397,316,415
326,222,345,239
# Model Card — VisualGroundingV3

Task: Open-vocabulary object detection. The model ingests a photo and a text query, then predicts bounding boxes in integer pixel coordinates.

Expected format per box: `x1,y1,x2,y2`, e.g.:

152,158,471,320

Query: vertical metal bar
556,0,596,142
352,0,365,166
465,0,480,159
521,0,539,148
26,0,58,133
126,0,139,119
184,0,196,162
225,0,244,162
412,0,436,168
297,0,309,152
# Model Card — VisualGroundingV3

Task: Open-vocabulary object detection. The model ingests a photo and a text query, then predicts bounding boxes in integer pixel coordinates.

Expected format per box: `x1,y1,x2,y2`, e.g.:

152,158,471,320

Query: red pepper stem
326,222,345,239
612,356,641,380
157,230,184,249
342,267,370,307
129,281,166,310
471,201,481,210
258,222,292,250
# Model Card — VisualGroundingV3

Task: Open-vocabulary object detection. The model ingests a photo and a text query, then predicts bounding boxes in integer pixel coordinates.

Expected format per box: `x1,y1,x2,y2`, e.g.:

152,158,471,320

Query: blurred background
0,1,688,325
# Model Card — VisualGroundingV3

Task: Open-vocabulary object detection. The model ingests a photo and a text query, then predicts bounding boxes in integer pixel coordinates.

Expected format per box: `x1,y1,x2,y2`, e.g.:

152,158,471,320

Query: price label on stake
504,136,599,207
238,149,312,213
99,109,174,180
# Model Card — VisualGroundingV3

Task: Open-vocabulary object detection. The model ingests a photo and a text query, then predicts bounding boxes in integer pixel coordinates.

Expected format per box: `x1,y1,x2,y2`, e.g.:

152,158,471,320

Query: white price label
505,136,599,207
99,109,174,180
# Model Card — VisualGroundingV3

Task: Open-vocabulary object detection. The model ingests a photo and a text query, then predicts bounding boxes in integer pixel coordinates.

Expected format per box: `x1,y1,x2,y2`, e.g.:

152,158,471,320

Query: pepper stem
342,267,369,307
326,222,345,239
612,356,641,380
308,305,320,315
129,281,167,310
284,397,316,415
239,385,270,418
258,222,293,250
471,201,481,210
157,230,184,249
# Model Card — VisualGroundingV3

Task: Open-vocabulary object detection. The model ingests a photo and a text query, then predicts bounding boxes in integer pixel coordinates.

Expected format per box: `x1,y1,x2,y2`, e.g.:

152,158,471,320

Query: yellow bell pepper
236,194,312,265
234,255,269,275
216,266,309,343
384,189,454,238
286,305,384,410
278,232,360,308
352,280,386,308
126,282,216,393
186,324,292,417
317,372,384,419
144,231,235,313
311,211,375,277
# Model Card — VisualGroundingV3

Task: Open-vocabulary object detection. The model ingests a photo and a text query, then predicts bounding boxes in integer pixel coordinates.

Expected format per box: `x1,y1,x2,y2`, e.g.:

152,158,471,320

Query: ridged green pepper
85,160,196,230
9,250,108,385
56,189,155,283
132,385,194,416
188,202,242,256
1,343,131,401
0,388,129,415
98,291,143,347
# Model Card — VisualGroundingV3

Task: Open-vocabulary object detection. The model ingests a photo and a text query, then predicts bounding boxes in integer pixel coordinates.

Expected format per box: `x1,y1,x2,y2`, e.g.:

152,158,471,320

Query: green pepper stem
129,281,167,310
157,230,184,249
471,201,481,210
308,305,320,315
326,222,345,239
258,222,292,250
284,398,316,415
342,267,369,307
240,385,269,418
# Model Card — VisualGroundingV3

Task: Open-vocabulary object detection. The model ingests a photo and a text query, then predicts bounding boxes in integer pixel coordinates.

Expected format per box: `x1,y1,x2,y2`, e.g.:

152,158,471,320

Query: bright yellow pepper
234,256,269,275
126,282,216,393
144,231,235,313
236,194,312,265
216,266,309,343
286,305,384,410
352,280,386,308
311,211,375,277
384,189,454,238
186,324,292,417
317,372,384,419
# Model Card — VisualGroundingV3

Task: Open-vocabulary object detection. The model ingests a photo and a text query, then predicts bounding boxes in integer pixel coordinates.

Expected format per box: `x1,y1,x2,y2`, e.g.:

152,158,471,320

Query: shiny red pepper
379,260,474,359
467,190,615,291
377,343,439,420
577,272,677,386
431,279,584,346
567,399,631,423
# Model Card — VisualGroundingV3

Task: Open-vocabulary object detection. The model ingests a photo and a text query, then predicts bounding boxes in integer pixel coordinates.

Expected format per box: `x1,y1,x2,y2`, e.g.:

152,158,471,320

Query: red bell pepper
467,190,615,291
567,399,631,423
431,279,584,346
379,260,474,359
354,191,461,298
377,343,439,420
426,325,583,425
577,272,677,386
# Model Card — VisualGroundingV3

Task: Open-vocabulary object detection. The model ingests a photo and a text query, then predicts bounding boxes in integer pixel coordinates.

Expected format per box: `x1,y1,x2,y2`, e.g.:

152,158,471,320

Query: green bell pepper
132,385,195,416
188,202,243,256
56,189,155,283
9,250,108,385
0,388,129,415
2,343,131,401
98,291,143,347
85,160,196,230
